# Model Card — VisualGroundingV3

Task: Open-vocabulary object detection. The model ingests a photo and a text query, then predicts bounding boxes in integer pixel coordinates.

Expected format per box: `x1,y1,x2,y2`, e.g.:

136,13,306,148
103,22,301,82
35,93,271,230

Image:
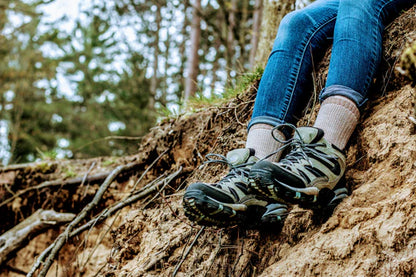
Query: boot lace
203,153,255,187
265,123,332,170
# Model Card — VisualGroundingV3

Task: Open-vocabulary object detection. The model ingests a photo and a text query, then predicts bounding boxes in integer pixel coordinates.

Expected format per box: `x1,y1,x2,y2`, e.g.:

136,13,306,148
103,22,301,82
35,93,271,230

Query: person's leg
183,0,341,227
246,0,339,161
317,0,416,150
250,0,416,208
250,0,339,127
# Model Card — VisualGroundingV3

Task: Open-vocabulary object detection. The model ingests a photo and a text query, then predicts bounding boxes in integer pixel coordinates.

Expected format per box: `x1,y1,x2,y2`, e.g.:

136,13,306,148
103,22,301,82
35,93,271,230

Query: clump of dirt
1,5,415,277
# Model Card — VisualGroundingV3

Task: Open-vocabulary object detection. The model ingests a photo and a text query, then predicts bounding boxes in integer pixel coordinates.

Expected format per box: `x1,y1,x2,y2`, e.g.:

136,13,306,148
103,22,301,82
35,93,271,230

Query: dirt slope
1,5,416,277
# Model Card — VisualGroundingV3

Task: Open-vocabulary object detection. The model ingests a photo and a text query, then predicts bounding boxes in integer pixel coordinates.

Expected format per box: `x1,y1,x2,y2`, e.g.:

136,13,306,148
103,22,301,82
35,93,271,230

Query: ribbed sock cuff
314,96,360,149
245,124,285,162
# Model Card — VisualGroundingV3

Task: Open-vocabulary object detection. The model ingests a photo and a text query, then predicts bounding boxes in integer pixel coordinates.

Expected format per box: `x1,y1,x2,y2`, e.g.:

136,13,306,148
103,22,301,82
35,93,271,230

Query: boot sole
183,189,285,227
183,189,244,226
249,169,348,210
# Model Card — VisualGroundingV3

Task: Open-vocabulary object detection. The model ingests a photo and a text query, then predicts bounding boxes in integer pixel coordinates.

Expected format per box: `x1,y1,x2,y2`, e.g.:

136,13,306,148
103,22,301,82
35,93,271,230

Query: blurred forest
0,0,308,165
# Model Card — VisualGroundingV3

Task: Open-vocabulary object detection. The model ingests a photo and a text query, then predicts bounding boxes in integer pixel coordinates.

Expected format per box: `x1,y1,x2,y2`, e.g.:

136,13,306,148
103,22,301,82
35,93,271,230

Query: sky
39,0,83,31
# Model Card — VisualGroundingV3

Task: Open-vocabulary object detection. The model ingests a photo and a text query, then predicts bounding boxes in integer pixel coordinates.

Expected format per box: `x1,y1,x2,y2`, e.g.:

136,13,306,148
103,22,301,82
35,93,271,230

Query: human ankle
246,123,285,161
314,95,360,149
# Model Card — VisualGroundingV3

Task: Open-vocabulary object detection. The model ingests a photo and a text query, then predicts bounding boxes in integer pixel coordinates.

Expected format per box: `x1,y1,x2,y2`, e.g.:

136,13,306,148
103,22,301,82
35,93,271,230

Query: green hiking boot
183,148,289,227
249,126,348,210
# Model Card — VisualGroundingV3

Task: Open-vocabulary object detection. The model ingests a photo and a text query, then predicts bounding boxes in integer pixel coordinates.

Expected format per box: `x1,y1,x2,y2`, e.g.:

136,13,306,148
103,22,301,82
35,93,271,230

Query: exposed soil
1,5,416,277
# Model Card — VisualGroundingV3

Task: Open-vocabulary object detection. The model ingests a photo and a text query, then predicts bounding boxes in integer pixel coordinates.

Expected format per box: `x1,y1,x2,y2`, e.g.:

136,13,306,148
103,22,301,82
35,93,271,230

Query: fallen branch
0,171,111,209
0,209,75,266
70,166,182,237
28,165,182,277
28,162,138,277
0,161,57,173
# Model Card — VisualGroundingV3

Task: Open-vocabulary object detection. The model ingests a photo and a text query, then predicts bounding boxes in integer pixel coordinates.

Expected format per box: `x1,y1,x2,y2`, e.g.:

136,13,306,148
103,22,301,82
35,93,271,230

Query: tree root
0,171,111,209
172,226,206,277
26,165,182,277
0,209,76,266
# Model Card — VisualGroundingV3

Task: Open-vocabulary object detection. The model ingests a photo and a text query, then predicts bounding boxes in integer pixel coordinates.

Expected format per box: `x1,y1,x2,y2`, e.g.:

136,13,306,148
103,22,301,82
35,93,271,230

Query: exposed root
0,209,75,266
28,162,139,277
172,226,206,277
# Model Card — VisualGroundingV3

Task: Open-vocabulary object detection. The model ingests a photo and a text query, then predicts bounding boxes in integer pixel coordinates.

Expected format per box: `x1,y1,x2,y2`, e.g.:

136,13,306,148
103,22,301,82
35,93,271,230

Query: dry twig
81,162,96,199
0,171,111,209
172,226,206,277
131,148,170,192
27,165,182,277
0,209,75,266
28,162,139,277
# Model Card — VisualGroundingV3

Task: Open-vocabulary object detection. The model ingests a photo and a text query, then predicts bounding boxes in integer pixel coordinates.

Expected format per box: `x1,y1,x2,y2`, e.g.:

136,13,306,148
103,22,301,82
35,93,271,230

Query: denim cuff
319,85,367,108
248,116,292,139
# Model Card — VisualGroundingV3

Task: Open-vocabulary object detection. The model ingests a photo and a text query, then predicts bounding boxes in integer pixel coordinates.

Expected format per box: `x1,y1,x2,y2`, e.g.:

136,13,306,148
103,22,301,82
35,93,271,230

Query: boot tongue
294,127,325,144
226,148,255,165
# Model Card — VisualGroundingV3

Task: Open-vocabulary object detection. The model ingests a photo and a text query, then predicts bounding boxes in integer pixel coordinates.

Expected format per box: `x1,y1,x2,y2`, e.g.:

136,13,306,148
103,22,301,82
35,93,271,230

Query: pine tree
0,0,61,164
54,2,156,158
184,0,201,103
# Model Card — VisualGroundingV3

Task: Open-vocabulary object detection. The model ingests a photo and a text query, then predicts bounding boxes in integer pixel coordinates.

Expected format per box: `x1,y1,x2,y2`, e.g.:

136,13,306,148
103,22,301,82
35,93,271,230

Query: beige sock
246,123,285,162
314,95,360,150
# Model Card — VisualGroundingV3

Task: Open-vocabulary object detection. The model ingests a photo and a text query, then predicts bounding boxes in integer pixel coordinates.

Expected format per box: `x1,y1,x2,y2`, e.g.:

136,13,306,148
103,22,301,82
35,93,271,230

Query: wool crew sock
314,95,360,150
246,123,285,162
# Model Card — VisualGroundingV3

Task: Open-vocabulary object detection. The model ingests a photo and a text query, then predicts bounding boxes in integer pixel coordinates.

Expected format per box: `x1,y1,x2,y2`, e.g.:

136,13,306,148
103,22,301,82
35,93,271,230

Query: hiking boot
183,148,288,227
260,203,289,225
249,126,348,209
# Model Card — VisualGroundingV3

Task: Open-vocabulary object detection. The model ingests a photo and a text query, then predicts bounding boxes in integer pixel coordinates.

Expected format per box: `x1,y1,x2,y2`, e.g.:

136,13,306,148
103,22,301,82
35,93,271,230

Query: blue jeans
249,0,415,134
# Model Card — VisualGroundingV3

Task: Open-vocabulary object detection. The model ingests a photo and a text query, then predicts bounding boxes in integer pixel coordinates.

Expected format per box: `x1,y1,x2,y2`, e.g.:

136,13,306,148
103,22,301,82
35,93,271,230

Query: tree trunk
184,0,201,103
210,34,222,95
178,0,190,101
249,0,263,69
149,3,162,109
255,0,296,67
160,3,172,108
226,0,238,77
239,0,250,68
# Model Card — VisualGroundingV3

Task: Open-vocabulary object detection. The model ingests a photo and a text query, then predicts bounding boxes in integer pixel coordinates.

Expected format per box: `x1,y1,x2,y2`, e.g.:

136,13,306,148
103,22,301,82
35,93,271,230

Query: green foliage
0,1,156,164
0,0,269,164
63,166,77,178
36,148,58,161
223,67,264,99
52,2,156,159
186,67,263,111
36,162,56,174
102,158,117,167
0,0,61,164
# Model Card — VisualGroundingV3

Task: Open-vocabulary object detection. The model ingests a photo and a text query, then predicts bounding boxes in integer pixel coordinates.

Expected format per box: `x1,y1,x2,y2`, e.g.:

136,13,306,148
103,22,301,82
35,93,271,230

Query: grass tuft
186,67,263,112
